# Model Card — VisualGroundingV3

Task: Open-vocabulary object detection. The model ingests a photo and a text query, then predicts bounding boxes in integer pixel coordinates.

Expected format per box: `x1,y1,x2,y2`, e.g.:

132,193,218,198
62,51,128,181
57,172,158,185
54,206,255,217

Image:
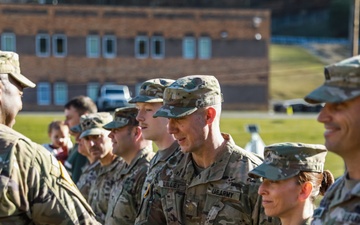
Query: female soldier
248,142,334,225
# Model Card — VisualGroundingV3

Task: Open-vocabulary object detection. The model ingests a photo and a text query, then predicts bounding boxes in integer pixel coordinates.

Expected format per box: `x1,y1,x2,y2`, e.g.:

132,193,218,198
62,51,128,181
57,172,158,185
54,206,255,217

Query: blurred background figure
249,143,334,225
244,124,266,156
64,95,98,183
43,120,73,164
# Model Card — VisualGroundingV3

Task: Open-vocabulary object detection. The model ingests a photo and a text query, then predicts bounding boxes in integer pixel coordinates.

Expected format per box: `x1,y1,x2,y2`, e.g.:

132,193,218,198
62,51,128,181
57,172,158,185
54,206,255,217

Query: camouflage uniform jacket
64,143,89,183
144,133,276,225
88,156,124,224
77,160,101,201
105,146,154,225
312,173,360,225
135,141,181,224
0,124,100,225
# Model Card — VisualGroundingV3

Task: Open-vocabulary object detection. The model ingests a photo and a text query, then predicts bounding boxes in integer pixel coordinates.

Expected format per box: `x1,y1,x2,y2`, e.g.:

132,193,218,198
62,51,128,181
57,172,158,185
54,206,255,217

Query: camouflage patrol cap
153,75,223,118
248,142,327,181
128,78,175,103
305,55,360,104
103,106,138,130
0,50,36,88
79,112,113,139
70,124,82,134
70,115,88,134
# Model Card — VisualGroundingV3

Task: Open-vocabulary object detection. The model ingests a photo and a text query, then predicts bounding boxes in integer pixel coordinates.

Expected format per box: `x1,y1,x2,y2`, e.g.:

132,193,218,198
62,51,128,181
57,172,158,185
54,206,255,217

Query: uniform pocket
204,187,252,225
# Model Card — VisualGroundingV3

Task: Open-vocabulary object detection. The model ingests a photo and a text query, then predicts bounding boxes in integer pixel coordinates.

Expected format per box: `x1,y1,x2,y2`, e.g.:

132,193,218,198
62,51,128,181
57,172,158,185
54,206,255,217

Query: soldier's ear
134,126,142,139
299,181,313,202
205,107,216,125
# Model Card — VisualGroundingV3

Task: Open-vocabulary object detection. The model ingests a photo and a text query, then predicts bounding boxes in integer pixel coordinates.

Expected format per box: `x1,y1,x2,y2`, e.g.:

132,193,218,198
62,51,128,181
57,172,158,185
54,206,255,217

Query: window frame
52,34,67,57
36,34,50,57
37,82,51,105
87,82,100,102
54,82,68,106
182,36,196,59
87,35,100,58
151,36,165,59
198,36,212,59
1,32,16,51
135,36,149,59
102,35,116,58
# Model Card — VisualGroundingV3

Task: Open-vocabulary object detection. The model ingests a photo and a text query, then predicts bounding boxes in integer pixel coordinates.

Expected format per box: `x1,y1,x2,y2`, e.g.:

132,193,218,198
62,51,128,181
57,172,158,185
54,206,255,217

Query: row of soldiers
67,75,277,224
0,49,359,225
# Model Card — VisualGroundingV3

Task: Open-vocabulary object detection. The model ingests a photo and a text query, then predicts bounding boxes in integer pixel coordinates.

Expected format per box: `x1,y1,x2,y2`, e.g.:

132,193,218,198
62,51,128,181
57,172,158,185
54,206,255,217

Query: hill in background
270,43,350,101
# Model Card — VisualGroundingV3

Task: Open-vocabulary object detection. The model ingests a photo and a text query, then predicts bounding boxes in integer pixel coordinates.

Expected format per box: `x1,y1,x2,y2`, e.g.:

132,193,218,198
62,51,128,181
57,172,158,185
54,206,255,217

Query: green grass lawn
13,112,344,179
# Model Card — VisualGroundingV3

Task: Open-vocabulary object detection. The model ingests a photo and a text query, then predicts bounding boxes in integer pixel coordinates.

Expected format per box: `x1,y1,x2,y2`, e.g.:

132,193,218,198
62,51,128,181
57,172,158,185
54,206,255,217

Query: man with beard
79,112,124,224
103,107,153,225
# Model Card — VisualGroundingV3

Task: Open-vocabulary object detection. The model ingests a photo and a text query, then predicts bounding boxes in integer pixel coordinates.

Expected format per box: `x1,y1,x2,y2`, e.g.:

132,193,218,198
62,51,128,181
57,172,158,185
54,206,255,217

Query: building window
135,36,148,59
1,32,16,51
183,36,196,59
87,82,99,102
37,82,51,105
53,34,67,57
151,36,164,59
103,35,116,58
36,34,50,57
87,35,100,58
198,37,212,59
54,82,67,105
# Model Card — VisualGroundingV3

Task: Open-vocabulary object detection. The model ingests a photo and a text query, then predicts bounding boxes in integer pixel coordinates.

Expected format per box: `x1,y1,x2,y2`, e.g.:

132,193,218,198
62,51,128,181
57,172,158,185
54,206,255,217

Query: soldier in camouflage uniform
79,112,124,224
103,107,154,225
0,50,100,224
64,95,98,183
70,118,101,201
130,79,182,225
304,55,360,224
249,143,334,225
143,75,277,224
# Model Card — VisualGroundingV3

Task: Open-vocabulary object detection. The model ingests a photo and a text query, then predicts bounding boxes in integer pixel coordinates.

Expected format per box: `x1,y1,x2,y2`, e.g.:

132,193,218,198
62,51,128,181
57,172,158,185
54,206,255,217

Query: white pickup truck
96,84,132,111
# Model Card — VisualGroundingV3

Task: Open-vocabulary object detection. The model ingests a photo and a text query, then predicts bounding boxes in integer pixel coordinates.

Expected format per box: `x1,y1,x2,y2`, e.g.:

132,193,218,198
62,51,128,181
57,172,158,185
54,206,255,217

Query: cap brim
103,121,127,130
153,105,198,118
305,84,360,104
79,128,107,139
248,163,299,181
70,124,82,133
129,95,163,103
11,73,36,88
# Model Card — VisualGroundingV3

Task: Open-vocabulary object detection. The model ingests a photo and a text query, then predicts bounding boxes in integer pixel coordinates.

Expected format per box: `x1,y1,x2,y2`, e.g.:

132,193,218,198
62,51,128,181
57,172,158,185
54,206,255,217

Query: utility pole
352,0,360,56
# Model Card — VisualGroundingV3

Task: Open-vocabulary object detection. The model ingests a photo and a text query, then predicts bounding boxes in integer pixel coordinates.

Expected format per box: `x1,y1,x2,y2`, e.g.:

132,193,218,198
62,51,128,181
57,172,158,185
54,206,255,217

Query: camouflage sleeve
134,181,167,225
106,162,151,225
17,140,100,224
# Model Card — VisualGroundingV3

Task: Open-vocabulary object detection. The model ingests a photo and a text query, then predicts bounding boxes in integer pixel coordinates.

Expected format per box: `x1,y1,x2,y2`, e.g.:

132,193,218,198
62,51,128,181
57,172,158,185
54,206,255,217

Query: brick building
0,4,270,111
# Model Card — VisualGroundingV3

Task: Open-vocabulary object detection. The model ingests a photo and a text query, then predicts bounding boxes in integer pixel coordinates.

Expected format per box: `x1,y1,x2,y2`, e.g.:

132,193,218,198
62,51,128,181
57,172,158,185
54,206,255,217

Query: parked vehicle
273,98,323,113
96,84,131,111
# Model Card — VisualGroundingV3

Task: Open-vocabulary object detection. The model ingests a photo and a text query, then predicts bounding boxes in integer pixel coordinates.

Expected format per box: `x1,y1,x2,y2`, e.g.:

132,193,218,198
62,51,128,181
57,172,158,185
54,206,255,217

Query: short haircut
64,95,97,115
48,120,67,134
